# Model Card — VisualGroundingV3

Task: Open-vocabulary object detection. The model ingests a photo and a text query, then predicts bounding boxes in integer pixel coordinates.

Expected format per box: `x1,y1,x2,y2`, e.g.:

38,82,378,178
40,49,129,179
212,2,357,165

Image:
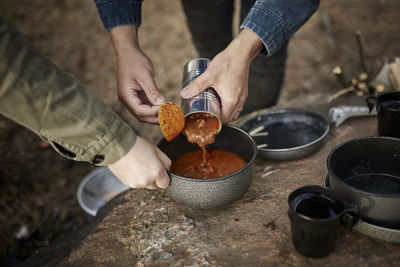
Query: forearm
227,28,264,63
241,0,320,56
0,17,136,166
110,25,140,57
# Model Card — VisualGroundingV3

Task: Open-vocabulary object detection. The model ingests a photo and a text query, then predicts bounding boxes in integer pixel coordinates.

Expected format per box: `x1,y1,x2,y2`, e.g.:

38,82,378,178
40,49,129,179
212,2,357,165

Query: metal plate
239,109,329,161
77,167,129,217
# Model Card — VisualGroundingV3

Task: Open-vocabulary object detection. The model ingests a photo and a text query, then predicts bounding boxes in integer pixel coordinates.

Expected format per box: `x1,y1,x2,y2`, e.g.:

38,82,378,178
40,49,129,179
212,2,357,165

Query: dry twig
355,30,368,74
328,86,355,103
332,66,348,87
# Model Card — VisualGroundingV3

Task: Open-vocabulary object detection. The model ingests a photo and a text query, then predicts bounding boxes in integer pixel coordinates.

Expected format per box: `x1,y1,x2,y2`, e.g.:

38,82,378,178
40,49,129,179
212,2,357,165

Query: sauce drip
182,112,220,165
170,148,246,179
173,112,246,178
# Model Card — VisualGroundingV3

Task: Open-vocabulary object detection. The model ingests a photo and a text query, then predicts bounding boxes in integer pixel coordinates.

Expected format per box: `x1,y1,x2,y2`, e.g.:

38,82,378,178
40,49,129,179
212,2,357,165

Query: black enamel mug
366,92,400,138
288,186,357,258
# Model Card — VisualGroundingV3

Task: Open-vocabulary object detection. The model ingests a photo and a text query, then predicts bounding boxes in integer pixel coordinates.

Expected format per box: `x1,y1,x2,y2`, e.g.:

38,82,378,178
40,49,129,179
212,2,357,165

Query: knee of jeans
243,75,284,113
251,52,288,74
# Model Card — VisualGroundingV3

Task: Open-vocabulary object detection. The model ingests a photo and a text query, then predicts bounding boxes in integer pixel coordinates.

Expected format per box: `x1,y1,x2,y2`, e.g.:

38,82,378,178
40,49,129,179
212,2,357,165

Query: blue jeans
181,0,288,114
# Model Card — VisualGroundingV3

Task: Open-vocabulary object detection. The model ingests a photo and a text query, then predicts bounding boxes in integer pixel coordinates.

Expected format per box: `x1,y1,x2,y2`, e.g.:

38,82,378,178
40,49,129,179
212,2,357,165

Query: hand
180,28,263,123
108,136,171,189
110,25,165,124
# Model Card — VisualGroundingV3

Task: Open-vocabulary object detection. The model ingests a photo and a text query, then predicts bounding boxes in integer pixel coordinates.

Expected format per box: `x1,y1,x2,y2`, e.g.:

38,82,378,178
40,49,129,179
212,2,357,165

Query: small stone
263,221,277,230
194,221,204,227
14,224,29,239
160,252,172,260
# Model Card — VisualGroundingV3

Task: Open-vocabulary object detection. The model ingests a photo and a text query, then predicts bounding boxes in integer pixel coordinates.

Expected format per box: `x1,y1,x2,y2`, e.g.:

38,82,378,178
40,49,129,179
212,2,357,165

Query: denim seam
240,2,291,56
102,15,138,24
252,3,289,39
105,22,139,31
241,18,284,55
94,0,135,9
102,15,141,31
240,24,270,56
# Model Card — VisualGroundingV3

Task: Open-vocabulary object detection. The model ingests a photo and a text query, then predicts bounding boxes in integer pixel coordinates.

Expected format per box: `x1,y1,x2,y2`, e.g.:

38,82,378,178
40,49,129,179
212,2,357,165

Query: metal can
181,58,222,133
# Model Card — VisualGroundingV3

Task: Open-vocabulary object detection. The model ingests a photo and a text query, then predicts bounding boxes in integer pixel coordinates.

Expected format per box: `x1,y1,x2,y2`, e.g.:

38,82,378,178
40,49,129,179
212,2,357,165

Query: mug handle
341,205,360,228
365,95,377,113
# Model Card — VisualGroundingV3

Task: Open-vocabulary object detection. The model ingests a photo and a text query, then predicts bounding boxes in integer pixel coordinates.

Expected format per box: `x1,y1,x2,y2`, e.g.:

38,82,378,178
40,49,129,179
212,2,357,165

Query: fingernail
156,97,165,105
180,88,190,98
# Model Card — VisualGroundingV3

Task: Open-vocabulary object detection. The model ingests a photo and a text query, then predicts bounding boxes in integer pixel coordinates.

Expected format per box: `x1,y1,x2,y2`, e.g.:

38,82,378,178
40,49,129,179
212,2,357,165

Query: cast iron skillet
327,136,400,229
239,109,329,161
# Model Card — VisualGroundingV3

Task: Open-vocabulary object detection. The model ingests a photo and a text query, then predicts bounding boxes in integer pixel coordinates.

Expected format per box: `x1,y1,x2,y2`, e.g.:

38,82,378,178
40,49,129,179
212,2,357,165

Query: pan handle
341,206,360,228
365,95,378,113
344,213,400,244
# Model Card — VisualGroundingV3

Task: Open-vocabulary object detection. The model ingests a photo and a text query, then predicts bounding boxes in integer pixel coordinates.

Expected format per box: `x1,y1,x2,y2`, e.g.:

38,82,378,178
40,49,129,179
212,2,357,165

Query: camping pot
181,58,222,133
327,136,400,229
366,91,400,138
158,124,257,209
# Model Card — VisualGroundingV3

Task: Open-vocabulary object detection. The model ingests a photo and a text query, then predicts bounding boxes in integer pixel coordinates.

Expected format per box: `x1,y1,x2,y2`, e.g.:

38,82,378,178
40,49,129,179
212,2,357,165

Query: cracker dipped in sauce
158,102,185,141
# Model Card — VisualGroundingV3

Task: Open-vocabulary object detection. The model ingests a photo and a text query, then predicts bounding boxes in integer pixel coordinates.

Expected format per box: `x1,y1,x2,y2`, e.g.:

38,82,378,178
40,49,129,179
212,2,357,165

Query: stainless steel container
181,58,222,133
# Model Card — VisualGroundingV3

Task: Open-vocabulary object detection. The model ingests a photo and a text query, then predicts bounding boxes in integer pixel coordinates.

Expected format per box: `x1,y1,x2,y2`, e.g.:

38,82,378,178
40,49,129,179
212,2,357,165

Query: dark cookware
366,91,400,138
158,124,257,209
327,136,400,229
324,175,400,243
239,109,329,161
288,185,357,257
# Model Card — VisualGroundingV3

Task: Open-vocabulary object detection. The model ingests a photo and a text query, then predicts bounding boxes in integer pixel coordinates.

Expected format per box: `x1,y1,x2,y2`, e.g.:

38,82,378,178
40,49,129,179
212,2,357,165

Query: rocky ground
0,0,399,264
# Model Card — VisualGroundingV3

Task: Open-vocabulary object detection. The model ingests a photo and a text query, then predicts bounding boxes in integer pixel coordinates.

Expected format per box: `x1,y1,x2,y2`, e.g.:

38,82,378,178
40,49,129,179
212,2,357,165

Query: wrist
228,28,263,62
110,25,140,58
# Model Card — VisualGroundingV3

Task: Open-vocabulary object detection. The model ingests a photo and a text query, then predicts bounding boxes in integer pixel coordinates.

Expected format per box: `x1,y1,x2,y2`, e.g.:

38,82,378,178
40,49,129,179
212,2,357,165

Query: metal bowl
77,167,129,217
239,109,329,161
158,124,257,209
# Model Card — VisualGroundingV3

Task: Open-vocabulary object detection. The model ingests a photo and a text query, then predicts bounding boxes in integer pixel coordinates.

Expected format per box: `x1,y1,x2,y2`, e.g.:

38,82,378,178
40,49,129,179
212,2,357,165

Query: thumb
141,75,165,105
180,74,211,99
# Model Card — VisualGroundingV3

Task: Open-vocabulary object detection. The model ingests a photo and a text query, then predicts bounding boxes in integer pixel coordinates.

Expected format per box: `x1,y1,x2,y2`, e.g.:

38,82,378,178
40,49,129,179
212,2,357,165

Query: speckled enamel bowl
158,124,257,209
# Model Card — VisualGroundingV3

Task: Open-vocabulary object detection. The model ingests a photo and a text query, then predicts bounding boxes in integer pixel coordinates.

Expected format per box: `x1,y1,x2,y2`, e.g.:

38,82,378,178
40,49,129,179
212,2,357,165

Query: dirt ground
0,0,399,264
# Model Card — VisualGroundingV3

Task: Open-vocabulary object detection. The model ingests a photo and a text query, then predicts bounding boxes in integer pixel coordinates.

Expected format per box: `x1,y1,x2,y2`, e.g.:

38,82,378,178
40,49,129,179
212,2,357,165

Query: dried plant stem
328,86,355,103
359,72,368,81
376,84,385,93
355,30,368,74
332,66,348,87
